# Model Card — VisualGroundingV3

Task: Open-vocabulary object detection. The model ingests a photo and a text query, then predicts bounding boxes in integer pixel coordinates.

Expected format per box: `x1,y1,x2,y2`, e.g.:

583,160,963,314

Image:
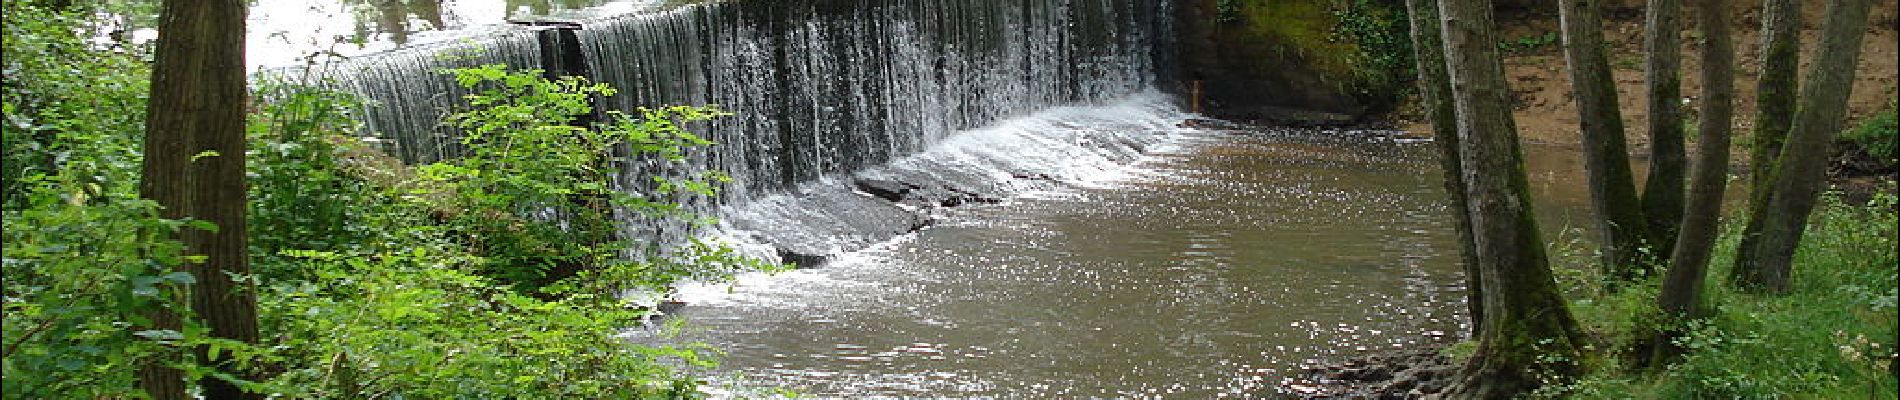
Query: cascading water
316,0,1174,259
314,27,547,164
578,0,1165,202
719,90,1189,263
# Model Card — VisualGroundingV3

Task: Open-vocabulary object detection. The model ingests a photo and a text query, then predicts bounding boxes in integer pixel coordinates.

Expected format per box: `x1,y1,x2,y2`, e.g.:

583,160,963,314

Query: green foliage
1,190,196,399
233,67,772,397
0,3,191,397
1216,0,1242,24
1498,31,1560,55
4,7,773,392
255,246,713,398
422,64,739,292
1842,98,1897,168
1,0,151,209
1328,0,1413,111
1542,191,1900,398
247,76,392,281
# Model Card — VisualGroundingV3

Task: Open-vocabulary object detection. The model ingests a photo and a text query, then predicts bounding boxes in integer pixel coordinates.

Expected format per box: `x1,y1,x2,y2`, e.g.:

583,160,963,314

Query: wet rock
655,300,686,315
777,248,830,269
853,178,918,202
727,186,933,268
1278,343,1459,399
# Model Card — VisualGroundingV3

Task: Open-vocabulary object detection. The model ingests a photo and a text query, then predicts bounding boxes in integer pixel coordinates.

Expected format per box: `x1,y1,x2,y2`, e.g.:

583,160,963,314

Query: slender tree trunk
1731,0,1800,287
1437,0,1585,396
1647,0,1733,366
141,0,262,398
1557,0,1656,282
1748,0,1800,191
1406,0,1484,338
1732,0,1872,293
1642,0,1688,258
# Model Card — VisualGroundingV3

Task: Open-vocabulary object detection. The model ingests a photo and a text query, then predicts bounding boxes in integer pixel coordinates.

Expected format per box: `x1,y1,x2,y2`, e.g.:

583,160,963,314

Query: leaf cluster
1328,0,1414,112
4,6,774,393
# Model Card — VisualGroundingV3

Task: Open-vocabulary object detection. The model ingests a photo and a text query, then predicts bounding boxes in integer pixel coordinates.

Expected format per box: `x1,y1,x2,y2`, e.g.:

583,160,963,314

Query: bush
1330,0,1414,112
2,4,197,397
3,6,775,392
1842,99,1897,169
235,66,777,397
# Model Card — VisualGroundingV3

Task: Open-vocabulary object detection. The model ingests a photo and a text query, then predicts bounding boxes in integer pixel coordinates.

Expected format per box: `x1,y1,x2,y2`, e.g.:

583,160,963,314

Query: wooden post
1190,80,1204,114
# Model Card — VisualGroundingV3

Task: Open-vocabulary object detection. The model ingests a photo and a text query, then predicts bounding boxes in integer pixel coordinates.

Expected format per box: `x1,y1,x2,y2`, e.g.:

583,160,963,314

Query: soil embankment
1399,1,1899,151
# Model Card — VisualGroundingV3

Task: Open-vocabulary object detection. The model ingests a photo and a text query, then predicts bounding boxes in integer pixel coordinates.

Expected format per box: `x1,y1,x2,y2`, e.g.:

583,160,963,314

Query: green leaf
162,271,195,284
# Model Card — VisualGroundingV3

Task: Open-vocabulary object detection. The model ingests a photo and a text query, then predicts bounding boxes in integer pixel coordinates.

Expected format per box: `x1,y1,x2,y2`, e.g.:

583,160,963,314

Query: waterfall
316,0,1173,260
578,0,1165,202
315,27,547,163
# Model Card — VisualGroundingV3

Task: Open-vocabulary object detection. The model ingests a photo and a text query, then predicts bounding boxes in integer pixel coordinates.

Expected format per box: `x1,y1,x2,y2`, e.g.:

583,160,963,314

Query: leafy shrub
420,64,745,292
256,246,714,398
1,4,196,397
1842,99,1897,168
1,190,199,399
4,9,774,392
0,0,151,209
247,76,394,281
1497,32,1560,55
235,66,775,397
1330,0,1414,111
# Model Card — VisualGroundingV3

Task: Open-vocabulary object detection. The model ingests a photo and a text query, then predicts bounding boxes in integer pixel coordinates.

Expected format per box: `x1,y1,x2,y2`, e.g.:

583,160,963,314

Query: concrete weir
312,0,1180,265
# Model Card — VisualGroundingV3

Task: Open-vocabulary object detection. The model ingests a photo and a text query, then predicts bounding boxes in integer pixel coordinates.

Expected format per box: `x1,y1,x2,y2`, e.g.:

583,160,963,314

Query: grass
1534,189,1900,398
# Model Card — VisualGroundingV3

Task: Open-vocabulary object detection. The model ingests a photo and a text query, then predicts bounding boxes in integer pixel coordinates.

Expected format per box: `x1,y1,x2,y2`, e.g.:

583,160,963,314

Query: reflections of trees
352,0,609,45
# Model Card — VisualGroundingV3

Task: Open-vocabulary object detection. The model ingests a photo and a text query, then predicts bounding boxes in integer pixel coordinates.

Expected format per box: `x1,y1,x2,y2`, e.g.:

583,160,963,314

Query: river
647,103,1612,398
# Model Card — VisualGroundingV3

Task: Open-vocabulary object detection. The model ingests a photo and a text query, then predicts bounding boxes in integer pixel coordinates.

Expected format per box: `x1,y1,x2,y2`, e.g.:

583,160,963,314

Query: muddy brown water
650,131,1632,397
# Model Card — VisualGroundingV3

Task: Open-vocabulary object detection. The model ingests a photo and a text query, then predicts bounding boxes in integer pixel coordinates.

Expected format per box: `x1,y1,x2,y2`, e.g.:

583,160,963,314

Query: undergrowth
3,2,777,397
1536,190,1900,399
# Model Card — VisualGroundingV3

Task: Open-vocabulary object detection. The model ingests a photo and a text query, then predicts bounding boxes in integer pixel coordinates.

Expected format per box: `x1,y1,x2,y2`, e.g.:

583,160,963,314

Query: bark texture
1557,0,1656,281
1748,0,1801,191
1641,0,1688,258
140,0,262,398
1649,0,1734,366
135,44,192,400
1406,0,1484,338
1437,0,1585,396
1732,0,1800,287
1732,0,1872,293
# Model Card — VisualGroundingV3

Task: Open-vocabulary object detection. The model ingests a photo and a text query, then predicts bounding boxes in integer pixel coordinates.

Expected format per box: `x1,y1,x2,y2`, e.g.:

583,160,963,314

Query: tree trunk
135,51,192,400
1647,0,1733,366
1731,0,1800,287
1437,0,1585,396
1406,0,1484,338
1557,0,1656,282
1732,0,1872,294
1748,0,1800,191
1641,0,1688,258
142,0,262,398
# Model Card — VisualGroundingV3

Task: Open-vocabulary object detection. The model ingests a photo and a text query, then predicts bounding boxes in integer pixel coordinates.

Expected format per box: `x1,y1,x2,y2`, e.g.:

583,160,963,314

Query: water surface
651,128,1627,397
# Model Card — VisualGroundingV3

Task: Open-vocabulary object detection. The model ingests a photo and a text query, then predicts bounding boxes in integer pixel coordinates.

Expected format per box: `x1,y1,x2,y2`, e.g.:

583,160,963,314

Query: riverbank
1284,187,1899,398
